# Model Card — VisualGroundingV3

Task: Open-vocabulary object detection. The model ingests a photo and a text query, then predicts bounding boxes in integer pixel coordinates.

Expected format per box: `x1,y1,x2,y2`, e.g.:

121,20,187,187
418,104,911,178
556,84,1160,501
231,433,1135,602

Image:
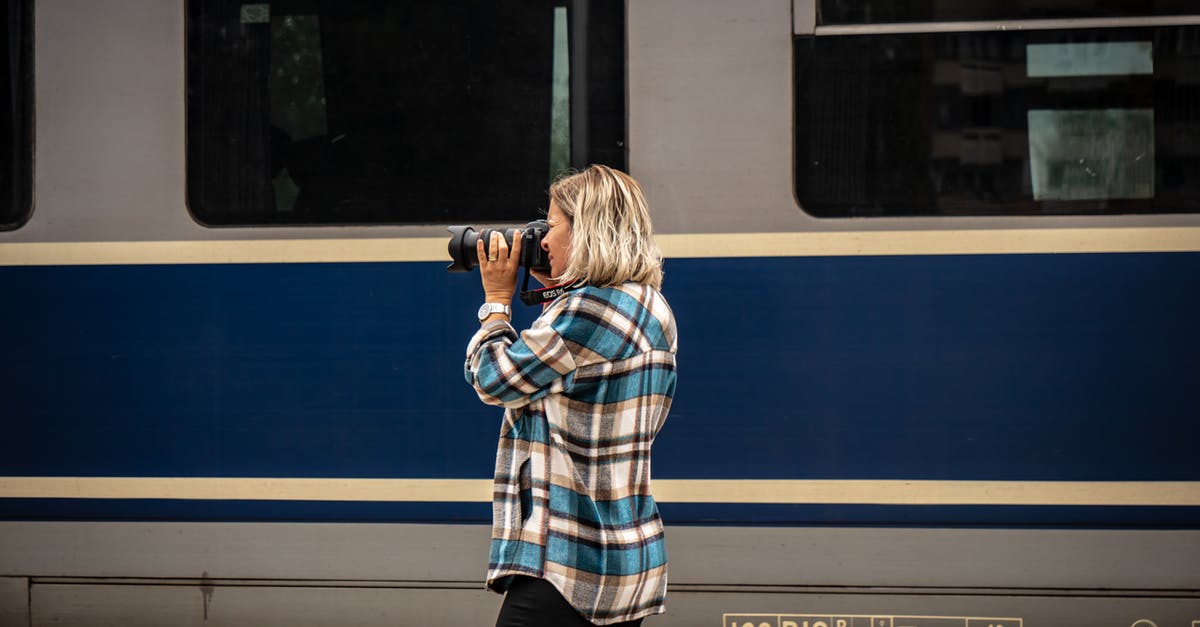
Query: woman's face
542,199,572,281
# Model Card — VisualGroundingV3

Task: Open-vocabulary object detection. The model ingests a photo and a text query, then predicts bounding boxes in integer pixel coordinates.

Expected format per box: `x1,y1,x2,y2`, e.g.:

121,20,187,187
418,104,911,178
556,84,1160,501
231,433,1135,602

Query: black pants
495,576,645,627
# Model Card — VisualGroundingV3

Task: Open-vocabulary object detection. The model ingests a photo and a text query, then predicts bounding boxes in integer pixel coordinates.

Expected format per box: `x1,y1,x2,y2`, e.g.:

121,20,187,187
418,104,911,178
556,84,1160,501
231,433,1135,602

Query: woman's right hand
478,230,522,305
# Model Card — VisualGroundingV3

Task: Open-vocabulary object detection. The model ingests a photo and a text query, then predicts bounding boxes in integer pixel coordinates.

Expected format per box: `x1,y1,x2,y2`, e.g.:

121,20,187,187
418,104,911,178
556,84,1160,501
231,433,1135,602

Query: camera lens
447,222,551,273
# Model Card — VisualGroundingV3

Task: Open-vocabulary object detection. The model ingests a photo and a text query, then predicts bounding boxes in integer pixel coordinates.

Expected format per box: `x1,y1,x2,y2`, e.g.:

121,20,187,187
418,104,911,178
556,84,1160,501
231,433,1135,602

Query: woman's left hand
479,229,523,304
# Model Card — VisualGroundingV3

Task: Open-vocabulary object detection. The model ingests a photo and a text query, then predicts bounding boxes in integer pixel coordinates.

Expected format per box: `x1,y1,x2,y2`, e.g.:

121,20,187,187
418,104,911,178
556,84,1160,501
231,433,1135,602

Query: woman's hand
478,230,522,304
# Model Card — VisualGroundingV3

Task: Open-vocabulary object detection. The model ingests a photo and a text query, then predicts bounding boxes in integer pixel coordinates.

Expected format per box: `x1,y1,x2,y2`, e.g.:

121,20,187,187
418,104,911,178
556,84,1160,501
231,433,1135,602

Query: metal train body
2,1,1199,625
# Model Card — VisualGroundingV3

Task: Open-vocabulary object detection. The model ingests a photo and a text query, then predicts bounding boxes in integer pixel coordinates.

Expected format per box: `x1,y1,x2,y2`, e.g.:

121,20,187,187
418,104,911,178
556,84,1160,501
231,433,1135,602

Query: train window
794,25,1200,216
0,0,33,231
187,1,625,226
819,1,1194,25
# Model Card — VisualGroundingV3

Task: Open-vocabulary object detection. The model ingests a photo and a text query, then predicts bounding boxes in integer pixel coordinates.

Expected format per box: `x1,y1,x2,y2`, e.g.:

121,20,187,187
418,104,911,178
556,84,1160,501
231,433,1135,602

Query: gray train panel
0,578,29,627
32,582,498,627
628,0,798,235
25,581,1200,627
11,0,1196,246
4,522,1198,588
0,522,487,582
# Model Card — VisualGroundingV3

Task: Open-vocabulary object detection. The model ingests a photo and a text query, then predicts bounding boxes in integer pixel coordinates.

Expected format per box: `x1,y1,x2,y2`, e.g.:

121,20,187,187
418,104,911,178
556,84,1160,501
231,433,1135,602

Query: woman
464,165,677,627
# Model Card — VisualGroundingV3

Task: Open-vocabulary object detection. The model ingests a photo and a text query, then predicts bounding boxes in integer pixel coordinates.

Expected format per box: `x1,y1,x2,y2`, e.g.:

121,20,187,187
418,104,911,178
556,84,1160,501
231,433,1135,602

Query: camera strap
518,270,581,306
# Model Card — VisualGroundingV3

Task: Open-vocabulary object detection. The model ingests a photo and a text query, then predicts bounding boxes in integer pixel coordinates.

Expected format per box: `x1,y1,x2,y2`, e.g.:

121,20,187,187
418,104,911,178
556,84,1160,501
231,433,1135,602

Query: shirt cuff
466,319,517,359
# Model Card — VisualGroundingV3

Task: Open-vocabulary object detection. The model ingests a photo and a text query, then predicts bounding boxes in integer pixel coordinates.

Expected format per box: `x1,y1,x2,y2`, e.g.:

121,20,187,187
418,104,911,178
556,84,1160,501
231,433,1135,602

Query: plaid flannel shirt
465,282,677,625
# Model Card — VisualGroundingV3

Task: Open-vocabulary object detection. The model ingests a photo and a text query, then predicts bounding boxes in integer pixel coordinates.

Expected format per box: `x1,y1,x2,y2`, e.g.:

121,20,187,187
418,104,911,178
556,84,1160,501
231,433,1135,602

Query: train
2,0,1199,625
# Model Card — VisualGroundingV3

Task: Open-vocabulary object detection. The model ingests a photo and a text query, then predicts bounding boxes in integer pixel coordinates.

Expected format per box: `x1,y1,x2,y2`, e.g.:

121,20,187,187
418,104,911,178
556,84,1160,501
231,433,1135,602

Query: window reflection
187,0,625,226
0,0,32,230
820,0,1195,25
269,13,326,213
794,26,1200,216
1028,108,1154,200
1027,42,1153,77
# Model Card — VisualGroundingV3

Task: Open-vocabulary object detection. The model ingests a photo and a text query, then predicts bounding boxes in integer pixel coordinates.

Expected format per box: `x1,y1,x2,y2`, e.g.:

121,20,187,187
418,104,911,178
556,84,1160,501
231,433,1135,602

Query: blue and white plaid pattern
465,282,677,625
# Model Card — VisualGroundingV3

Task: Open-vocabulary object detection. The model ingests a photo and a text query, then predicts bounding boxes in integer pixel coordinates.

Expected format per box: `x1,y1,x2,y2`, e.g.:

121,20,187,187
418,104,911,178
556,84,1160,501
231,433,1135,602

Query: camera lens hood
446,225,479,272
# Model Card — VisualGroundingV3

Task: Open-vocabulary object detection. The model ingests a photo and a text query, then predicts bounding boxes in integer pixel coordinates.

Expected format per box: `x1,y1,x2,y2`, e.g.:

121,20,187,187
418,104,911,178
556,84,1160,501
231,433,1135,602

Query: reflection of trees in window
269,13,326,211
271,14,327,142
549,6,570,181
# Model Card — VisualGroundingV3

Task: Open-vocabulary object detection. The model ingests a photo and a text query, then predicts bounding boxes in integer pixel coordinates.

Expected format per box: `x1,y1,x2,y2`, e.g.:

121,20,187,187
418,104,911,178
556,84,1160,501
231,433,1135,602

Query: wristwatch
477,302,512,321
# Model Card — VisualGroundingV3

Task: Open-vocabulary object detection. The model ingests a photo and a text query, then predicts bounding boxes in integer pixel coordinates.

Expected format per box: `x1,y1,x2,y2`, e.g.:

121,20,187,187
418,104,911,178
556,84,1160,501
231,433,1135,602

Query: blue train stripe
3,499,1199,527
3,250,1198,524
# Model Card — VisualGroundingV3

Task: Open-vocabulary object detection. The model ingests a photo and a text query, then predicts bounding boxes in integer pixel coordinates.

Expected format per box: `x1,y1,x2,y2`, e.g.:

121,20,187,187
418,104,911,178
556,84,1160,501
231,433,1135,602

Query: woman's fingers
487,230,522,266
478,230,523,304
508,230,522,267
490,231,505,261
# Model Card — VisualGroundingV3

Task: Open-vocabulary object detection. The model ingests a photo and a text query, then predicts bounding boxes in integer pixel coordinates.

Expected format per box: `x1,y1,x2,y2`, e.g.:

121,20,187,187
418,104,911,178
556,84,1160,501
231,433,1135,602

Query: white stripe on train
2,477,1198,506
1,226,1199,266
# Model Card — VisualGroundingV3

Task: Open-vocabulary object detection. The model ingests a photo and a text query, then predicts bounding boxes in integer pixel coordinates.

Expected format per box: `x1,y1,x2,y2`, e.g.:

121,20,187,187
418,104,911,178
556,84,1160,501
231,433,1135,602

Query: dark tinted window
820,1,1195,24
0,0,33,230
188,1,625,226
795,26,1200,217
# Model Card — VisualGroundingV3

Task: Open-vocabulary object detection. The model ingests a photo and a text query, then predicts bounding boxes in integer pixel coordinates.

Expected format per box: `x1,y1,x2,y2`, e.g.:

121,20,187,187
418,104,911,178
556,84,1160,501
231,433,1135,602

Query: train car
2,0,1199,625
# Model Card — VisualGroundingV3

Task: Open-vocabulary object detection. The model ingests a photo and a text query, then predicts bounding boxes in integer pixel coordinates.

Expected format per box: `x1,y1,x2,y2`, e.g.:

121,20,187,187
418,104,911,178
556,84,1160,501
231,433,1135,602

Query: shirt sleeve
464,316,578,409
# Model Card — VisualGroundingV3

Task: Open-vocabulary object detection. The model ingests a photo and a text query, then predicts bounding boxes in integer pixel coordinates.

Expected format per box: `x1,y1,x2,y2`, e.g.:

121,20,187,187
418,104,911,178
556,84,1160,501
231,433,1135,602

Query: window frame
791,6,1200,218
0,0,34,232
815,0,1198,27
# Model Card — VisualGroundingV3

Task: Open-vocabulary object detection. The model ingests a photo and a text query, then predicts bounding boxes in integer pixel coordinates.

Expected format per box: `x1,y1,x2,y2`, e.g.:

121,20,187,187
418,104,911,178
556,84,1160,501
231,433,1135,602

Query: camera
446,220,551,273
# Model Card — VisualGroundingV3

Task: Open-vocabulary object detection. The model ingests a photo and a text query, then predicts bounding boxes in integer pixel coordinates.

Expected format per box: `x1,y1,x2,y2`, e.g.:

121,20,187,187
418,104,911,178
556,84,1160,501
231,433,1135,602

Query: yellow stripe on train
1,227,1199,266
2,477,1198,506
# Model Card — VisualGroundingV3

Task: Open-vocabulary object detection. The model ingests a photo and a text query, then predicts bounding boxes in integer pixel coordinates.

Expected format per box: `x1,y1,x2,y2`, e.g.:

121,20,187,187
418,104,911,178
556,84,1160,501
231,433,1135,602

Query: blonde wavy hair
548,165,664,290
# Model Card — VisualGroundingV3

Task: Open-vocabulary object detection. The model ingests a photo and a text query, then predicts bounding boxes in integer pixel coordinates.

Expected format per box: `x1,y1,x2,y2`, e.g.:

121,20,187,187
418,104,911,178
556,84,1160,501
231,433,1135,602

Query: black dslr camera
446,220,551,273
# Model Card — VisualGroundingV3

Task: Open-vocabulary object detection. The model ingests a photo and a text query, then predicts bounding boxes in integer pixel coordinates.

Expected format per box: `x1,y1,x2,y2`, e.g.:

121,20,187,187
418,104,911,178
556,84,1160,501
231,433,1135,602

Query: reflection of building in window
1027,42,1153,78
793,19,1197,217
1028,109,1154,201
961,61,1003,95
929,33,1022,211
1157,27,1200,207
959,128,1003,165
819,0,1197,24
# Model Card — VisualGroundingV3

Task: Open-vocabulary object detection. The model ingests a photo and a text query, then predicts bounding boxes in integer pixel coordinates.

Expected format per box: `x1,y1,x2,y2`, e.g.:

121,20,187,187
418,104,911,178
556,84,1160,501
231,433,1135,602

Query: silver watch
477,302,511,321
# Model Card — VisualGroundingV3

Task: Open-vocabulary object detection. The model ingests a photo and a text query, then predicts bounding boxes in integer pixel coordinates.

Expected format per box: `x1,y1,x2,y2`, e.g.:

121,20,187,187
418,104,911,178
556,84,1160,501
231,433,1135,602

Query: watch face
478,303,508,320
478,303,509,320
